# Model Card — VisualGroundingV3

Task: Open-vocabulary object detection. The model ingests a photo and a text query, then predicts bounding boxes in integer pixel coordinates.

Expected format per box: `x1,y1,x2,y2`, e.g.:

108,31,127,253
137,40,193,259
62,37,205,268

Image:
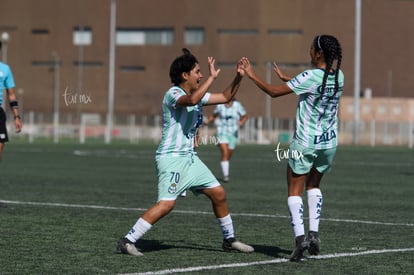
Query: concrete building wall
0,0,412,119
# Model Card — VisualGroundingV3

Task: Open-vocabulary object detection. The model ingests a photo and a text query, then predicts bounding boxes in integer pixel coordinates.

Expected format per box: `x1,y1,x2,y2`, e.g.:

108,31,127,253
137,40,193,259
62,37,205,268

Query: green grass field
0,141,413,274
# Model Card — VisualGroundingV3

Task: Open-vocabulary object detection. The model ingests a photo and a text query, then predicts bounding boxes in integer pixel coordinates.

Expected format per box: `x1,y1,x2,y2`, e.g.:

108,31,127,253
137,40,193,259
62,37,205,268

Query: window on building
73,26,92,46
267,29,303,35
116,28,174,45
184,27,204,45
31,60,61,67
120,65,145,72
217,29,258,35
73,61,103,67
31,29,49,35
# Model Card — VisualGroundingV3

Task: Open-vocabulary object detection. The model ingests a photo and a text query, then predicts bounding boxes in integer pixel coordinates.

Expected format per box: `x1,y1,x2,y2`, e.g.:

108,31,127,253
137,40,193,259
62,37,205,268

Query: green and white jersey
214,101,246,137
287,68,344,149
156,86,210,157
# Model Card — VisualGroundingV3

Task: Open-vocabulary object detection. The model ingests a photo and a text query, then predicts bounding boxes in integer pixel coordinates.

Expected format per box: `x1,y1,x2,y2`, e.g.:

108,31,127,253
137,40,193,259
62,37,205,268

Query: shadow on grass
135,239,221,253
252,244,291,258
122,239,292,259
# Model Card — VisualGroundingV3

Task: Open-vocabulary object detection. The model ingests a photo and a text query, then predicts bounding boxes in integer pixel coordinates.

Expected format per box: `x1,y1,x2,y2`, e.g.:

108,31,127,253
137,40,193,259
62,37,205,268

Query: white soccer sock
287,196,305,237
307,188,323,232
125,218,152,243
220,161,229,177
217,214,234,240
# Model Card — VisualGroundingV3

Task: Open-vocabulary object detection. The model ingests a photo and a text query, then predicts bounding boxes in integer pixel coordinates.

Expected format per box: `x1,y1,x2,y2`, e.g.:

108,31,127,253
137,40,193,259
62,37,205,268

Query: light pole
77,27,84,101
1,32,8,63
353,0,362,144
52,52,61,144
1,32,9,108
265,61,272,140
105,0,116,144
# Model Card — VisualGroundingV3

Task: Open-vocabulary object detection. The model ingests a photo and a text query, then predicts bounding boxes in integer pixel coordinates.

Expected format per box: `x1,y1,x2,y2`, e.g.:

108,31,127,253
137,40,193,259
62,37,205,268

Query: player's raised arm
273,62,292,82
205,60,244,105
176,56,220,106
240,57,293,98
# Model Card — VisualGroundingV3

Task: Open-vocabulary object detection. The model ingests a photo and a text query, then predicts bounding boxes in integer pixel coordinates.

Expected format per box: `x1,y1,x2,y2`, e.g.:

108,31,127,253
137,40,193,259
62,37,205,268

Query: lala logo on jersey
314,130,336,144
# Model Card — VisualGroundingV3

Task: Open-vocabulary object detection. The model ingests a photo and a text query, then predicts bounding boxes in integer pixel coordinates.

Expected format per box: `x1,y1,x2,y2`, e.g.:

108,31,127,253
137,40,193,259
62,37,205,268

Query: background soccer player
204,98,248,182
0,41,22,208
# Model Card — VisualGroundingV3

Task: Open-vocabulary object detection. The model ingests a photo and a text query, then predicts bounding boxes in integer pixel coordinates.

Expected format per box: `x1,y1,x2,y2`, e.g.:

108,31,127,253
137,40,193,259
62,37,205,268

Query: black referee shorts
0,107,9,143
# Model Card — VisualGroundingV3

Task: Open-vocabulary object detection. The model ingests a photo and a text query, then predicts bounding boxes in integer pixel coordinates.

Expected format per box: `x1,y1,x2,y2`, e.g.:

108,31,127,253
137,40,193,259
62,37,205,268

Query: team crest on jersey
168,183,177,194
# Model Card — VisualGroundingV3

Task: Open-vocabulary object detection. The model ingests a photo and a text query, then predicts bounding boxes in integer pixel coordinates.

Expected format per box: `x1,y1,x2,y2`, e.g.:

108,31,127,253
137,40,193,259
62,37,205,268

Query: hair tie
317,35,322,51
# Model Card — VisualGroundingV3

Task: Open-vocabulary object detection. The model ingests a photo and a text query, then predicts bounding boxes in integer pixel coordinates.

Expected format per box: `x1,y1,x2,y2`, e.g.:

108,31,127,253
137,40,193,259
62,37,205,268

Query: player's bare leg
202,186,254,253
141,200,176,224
0,143,4,161
219,143,232,182
117,200,176,256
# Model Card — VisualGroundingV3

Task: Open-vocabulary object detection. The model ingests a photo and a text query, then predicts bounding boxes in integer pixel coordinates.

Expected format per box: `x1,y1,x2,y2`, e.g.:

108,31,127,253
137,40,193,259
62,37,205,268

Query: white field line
1,199,413,227
118,248,414,275
71,149,413,167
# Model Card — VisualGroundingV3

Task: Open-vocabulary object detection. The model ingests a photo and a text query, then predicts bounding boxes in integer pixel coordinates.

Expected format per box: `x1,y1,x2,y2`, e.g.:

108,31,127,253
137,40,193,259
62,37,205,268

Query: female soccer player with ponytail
240,35,344,261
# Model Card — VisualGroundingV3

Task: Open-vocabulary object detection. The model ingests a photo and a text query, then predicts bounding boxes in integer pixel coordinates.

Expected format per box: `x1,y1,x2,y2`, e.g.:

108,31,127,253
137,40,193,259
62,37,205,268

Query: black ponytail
314,35,342,96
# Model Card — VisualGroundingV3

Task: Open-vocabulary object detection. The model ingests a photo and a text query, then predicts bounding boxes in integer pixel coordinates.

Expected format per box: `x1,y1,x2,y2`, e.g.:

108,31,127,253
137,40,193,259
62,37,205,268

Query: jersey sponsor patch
314,130,337,145
289,70,311,88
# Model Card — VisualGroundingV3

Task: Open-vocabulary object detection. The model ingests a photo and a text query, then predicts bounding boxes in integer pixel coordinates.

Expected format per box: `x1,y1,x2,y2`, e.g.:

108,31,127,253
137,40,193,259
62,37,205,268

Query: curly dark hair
169,48,199,86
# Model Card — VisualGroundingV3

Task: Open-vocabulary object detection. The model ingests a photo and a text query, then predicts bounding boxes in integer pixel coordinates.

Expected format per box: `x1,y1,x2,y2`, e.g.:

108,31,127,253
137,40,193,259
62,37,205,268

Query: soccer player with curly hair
116,49,254,256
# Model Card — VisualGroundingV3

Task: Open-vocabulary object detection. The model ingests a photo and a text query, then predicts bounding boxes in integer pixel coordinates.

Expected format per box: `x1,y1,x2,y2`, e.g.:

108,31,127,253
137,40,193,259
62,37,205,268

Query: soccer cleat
222,238,254,253
307,231,320,255
0,202,8,208
289,235,308,262
116,237,143,256
222,176,230,183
